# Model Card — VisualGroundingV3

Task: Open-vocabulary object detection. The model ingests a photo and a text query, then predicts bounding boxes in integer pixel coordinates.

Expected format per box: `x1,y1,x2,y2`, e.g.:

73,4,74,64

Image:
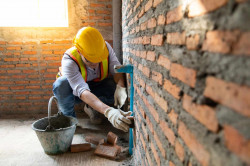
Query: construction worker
53,27,131,132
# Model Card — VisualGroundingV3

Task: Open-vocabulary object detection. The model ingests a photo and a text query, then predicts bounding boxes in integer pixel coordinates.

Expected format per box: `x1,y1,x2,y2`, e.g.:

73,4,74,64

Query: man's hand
104,107,132,132
114,84,127,108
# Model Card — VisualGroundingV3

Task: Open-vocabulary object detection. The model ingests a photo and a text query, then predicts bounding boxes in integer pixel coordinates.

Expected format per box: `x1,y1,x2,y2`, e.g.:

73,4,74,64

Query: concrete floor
0,114,133,166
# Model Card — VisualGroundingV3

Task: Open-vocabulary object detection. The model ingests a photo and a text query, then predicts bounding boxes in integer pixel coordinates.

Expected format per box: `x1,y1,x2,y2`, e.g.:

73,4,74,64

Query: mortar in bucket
32,96,78,155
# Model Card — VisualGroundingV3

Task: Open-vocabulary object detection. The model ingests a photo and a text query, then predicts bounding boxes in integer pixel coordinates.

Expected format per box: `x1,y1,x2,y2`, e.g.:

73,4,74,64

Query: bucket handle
48,96,61,128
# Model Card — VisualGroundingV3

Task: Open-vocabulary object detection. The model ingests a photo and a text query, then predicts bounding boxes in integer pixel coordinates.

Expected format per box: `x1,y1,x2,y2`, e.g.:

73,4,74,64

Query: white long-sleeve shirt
61,42,121,98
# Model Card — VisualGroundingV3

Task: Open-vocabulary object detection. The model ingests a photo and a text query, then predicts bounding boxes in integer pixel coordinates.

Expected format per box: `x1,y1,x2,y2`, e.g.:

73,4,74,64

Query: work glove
114,84,127,108
104,107,132,132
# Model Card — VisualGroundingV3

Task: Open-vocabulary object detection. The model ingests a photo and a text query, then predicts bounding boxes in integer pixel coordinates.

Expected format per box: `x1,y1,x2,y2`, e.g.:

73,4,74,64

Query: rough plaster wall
122,0,250,166
0,0,113,114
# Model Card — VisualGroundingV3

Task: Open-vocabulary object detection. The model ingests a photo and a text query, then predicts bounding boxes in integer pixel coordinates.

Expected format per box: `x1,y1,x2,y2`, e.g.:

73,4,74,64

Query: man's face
80,54,99,69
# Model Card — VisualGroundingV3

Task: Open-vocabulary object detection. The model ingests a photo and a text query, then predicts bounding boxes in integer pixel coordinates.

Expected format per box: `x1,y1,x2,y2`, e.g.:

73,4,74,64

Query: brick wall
0,0,113,114
122,0,250,166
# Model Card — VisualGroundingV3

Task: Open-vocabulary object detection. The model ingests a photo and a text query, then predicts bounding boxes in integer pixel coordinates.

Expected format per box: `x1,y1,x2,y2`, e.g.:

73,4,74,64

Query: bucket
32,96,78,155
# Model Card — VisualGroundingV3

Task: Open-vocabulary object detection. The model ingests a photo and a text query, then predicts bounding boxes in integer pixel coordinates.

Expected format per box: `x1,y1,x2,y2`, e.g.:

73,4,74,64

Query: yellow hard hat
73,27,108,63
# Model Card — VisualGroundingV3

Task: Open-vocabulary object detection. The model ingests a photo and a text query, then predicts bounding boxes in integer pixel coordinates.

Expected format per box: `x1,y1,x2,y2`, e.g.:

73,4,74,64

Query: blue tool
114,64,134,155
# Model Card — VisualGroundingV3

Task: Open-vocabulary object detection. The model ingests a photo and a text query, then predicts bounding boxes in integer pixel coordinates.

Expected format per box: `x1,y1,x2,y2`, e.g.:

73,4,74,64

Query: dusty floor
0,113,133,166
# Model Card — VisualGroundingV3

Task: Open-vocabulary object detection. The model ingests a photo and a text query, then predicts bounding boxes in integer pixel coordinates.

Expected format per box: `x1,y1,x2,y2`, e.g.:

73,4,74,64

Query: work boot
84,104,103,124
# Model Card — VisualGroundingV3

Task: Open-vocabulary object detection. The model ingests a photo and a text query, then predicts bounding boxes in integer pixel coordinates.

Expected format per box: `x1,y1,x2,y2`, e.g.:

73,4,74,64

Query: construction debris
94,143,120,159
107,131,118,145
70,143,91,153
94,132,122,160
85,135,104,145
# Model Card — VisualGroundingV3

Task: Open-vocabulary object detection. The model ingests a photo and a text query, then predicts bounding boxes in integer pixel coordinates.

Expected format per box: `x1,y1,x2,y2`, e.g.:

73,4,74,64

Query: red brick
88,9,95,13
0,86,9,90
107,132,118,145
232,32,250,56
155,93,168,112
151,34,164,46
24,41,37,45
183,94,218,132
28,57,37,61
138,103,146,119
23,69,36,74
168,109,178,126
12,75,26,79
26,85,40,89
10,86,24,90
167,32,186,45
152,71,162,85
104,16,111,20
159,119,175,145
148,18,156,29
0,81,13,84
143,36,151,44
98,23,112,27
82,22,96,26
134,0,141,11
15,96,26,100
202,30,240,54
138,76,146,89
146,116,154,134
90,3,105,8
71,143,91,153
89,16,103,20
145,149,152,166
140,132,146,150
170,63,196,87
178,121,210,166
14,52,21,56
54,40,72,44
6,46,21,50
224,125,250,164
4,58,19,62
146,51,156,61
96,10,111,15
94,143,119,159
140,21,147,31
29,96,43,100
98,0,111,2
151,143,161,166
153,0,163,7
143,66,150,77
0,41,6,45
141,123,148,141
166,5,183,24
54,51,65,55
138,7,145,18
23,51,36,55
204,76,250,117
154,133,166,158
157,54,171,70
188,0,228,17
175,140,185,162
145,0,153,12
40,40,53,44
7,70,21,74
157,15,165,25
163,79,181,99
142,96,160,123
0,70,6,74
146,84,155,98
186,34,200,50
0,64,15,68
42,51,53,55
44,57,60,61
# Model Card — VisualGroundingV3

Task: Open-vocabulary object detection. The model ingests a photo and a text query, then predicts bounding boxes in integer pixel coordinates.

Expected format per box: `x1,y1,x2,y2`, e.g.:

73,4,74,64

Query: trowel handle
48,96,60,125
